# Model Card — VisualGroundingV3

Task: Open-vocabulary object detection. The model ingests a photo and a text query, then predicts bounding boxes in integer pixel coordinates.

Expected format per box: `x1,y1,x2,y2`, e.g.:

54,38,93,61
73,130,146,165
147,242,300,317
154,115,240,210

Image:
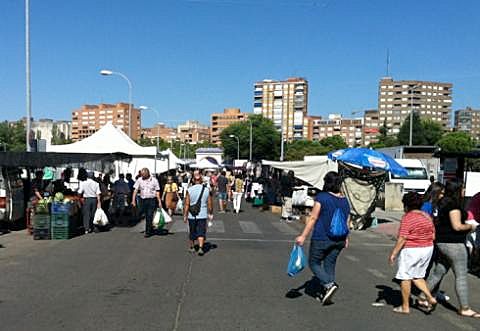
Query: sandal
393,306,410,314
459,309,480,319
415,298,437,314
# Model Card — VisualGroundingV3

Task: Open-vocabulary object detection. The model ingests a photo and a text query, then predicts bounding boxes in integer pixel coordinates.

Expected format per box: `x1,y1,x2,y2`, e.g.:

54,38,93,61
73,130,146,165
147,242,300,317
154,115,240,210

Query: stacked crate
51,202,72,240
32,214,51,240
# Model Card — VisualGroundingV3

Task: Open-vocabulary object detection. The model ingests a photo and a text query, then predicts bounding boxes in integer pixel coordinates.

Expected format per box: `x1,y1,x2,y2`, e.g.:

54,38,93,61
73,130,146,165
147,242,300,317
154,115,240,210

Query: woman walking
232,174,244,214
421,182,444,217
163,176,180,216
389,192,437,314
295,171,350,304
420,180,480,318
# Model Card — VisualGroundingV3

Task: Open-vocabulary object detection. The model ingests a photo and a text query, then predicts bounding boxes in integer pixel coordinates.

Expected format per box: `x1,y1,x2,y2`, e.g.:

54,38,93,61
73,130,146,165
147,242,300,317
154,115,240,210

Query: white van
389,159,431,195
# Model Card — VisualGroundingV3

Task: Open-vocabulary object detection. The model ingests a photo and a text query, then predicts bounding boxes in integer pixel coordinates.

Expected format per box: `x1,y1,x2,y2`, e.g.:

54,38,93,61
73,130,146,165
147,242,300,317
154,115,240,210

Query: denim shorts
188,218,207,240
217,192,227,200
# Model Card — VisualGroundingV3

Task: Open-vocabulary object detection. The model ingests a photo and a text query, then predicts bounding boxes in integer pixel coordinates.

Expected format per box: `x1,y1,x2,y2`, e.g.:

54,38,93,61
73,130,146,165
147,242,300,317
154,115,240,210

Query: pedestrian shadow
285,277,321,300
374,285,402,307
191,242,218,255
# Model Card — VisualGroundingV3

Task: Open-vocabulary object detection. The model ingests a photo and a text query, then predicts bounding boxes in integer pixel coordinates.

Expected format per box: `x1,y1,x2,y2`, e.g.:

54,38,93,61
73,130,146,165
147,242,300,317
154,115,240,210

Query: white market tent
47,122,180,174
263,156,338,189
190,158,221,170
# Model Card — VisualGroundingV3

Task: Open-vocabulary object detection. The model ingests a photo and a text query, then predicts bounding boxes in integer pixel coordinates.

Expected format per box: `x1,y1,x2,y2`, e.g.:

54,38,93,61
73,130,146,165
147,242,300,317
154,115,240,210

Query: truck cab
388,159,430,195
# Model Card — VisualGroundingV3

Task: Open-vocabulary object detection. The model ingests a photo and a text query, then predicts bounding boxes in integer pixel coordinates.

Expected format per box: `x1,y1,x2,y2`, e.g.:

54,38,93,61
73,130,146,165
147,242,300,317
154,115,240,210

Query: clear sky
1,0,480,127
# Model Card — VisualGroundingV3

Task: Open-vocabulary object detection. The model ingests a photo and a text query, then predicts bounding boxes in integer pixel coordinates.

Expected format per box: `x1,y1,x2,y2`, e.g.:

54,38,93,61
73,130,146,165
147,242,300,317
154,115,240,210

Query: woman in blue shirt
421,182,444,217
296,171,351,304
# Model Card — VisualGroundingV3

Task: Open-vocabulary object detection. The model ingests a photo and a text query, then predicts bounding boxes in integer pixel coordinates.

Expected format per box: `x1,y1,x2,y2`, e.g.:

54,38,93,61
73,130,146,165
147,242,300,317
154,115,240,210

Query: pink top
398,211,435,248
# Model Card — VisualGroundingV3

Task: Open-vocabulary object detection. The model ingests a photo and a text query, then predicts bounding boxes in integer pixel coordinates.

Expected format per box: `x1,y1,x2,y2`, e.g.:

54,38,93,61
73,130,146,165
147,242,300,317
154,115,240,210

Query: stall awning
0,152,131,168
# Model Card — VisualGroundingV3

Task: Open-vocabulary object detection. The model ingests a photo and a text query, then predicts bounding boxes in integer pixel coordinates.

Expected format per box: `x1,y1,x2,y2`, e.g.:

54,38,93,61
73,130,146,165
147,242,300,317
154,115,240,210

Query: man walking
132,168,162,238
216,171,228,213
77,169,102,234
184,170,213,256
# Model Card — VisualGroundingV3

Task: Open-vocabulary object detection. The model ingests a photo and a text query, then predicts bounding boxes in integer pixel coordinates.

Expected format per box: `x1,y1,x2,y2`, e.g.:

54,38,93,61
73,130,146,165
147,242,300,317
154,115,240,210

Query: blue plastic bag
287,244,306,277
328,208,349,239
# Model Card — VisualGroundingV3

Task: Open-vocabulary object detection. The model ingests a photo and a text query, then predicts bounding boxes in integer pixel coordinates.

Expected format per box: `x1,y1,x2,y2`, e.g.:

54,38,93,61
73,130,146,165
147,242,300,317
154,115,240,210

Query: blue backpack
328,208,349,239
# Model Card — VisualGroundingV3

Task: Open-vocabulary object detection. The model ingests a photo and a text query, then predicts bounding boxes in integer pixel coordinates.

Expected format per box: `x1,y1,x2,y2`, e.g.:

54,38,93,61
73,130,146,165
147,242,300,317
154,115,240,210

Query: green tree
220,115,280,161
319,135,348,151
437,132,475,153
422,119,443,145
0,121,26,151
371,121,399,148
285,140,329,161
397,113,426,145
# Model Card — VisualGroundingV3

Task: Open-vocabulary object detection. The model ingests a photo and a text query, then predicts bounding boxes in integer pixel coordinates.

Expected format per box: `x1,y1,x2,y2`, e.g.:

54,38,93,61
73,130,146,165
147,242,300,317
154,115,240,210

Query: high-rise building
177,120,210,144
253,77,308,141
32,119,72,145
455,107,480,141
210,108,248,145
71,103,141,141
363,109,380,146
142,123,178,142
378,77,452,135
306,114,363,147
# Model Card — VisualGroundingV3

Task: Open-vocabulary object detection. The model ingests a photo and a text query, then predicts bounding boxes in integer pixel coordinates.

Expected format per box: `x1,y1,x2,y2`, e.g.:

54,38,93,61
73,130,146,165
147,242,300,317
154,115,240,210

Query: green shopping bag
153,208,165,229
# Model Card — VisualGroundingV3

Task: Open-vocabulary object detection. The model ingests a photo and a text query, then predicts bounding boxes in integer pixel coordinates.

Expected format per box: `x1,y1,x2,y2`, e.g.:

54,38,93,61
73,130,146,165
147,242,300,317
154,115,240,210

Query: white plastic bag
153,208,162,229
162,208,172,224
175,199,184,214
93,208,109,226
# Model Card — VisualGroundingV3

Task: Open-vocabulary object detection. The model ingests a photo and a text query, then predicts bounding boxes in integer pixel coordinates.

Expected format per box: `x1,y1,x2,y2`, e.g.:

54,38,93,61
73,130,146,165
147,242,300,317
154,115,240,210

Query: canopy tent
47,123,182,174
263,157,338,189
47,122,156,156
190,157,221,170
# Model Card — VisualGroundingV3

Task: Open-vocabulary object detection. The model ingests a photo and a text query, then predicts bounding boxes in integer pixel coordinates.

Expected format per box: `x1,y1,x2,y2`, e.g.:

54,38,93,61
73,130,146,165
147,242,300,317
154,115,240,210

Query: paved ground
1,203,480,330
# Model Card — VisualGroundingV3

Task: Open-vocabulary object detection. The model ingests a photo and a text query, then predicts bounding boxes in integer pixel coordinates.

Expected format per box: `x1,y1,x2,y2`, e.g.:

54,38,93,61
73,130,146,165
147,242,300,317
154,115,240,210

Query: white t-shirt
78,178,101,198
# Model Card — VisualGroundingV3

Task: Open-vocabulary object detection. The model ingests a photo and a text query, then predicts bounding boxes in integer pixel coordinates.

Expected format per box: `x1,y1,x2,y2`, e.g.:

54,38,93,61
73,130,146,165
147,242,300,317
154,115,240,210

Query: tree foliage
220,115,280,161
397,113,443,146
437,132,475,153
0,121,26,151
371,121,399,149
51,124,72,145
319,135,348,150
285,140,329,161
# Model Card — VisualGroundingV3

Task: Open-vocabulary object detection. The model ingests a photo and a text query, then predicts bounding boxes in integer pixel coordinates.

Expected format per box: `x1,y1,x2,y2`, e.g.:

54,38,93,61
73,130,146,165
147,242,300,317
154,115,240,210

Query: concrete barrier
384,182,404,212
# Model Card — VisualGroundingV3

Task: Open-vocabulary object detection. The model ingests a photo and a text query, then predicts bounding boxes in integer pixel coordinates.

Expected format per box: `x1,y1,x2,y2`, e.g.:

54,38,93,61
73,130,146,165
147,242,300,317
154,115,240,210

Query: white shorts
395,246,434,280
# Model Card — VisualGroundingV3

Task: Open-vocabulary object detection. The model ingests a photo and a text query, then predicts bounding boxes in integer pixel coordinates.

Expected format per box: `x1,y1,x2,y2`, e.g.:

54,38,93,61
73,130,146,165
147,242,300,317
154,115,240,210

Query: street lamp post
249,119,253,161
100,69,133,137
409,85,419,146
280,107,284,162
139,106,160,174
25,0,32,152
229,134,240,161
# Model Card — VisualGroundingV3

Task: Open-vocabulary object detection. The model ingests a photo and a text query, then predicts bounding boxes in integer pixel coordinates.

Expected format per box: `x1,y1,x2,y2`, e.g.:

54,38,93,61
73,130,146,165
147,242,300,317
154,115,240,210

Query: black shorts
188,218,207,240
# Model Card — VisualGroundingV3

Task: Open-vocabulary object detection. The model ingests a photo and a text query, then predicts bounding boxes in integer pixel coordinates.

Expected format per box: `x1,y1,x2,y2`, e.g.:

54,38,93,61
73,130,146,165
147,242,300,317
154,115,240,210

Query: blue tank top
187,184,210,219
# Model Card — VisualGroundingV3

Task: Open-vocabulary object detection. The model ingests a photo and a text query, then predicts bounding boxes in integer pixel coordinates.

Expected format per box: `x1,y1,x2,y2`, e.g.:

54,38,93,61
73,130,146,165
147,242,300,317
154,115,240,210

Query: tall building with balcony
177,120,210,144
363,109,380,146
307,114,363,147
72,103,141,141
253,77,308,141
378,77,452,135
210,108,248,145
455,107,480,142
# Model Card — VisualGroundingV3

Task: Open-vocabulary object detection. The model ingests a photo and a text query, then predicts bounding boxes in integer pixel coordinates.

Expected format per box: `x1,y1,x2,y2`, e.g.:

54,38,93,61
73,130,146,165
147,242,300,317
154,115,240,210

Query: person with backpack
295,171,350,304
183,170,213,256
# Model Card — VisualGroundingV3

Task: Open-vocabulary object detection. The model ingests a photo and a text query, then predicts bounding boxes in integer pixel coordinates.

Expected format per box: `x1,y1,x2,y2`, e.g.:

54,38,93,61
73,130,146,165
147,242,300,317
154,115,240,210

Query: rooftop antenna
386,48,390,77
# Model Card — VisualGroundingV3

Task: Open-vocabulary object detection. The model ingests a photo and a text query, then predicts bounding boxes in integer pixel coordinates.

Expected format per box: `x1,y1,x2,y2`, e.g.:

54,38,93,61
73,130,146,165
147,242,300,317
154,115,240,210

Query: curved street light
229,134,240,161
100,69,133,137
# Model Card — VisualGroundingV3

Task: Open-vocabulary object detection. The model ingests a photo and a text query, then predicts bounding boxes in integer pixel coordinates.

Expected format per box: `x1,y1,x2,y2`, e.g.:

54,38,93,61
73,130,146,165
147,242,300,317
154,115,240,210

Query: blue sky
1,0,480,127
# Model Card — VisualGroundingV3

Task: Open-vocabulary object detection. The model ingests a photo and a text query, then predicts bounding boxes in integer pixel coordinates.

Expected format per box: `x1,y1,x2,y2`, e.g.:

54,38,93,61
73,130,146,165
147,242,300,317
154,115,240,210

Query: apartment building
210,108,248,145
378,77,452,135
307,114,363,147
177,120,210,144
363,109,381,146
72,103,140,141
253,77,308,141
142,123,178,142
455,107,480,141
32,119,72,144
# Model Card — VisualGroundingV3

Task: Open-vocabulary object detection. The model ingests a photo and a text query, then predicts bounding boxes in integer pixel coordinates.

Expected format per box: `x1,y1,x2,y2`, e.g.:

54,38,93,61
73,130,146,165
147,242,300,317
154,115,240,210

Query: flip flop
415,299,437,314
393,306,410,314
459,310,480,319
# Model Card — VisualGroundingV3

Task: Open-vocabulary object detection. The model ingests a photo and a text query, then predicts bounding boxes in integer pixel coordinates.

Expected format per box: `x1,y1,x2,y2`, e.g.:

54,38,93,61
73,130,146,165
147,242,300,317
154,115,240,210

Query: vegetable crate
51,214,72,240
51,227,72,240
32,214,50,230
51,202,72,215
33,228,50,240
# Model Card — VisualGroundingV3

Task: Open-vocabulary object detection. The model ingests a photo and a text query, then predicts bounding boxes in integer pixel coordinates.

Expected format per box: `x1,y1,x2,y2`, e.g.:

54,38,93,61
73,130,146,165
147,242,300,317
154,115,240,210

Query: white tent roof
191,158,220,169
263,157,338,189
47,122,156,156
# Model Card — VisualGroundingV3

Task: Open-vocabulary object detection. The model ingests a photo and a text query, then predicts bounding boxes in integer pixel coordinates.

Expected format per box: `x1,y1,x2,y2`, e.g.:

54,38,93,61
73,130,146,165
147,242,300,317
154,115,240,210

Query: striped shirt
398,211,435,248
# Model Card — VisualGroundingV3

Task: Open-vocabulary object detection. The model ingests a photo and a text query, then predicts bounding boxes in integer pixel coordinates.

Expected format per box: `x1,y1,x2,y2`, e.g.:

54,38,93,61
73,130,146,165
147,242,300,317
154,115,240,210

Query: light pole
25,0,32,152
139,106,160,174
280,107,285,162
409,85,420,146
100,69,133,137
229,134,240,161
249,119,253,161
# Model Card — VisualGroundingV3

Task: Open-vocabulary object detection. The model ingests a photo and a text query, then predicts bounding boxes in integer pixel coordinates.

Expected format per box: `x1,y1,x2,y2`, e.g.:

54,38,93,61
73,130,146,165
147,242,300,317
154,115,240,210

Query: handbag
189,185,206,218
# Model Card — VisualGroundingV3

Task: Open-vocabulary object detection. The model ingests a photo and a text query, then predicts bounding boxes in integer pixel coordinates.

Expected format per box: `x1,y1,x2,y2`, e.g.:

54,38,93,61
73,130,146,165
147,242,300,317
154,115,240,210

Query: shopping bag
175,199,184,214
153,208,165,229
287,244,306,277
93,208,109,226
162,208,172,224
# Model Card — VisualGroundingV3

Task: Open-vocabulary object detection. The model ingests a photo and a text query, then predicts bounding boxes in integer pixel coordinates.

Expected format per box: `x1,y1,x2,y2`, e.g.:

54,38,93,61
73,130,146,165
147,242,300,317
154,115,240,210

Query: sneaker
188,246,196,253
198,247,205,256
322,284,338,304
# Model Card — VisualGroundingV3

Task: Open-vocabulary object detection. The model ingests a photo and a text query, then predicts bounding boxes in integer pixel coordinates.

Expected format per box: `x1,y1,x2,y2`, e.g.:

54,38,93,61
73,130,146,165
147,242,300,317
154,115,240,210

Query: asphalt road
1,203,480,331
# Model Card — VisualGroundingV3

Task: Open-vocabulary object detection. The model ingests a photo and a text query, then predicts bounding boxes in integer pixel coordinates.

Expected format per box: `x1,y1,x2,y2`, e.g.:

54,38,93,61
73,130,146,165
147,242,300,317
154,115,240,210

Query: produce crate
34,203,50,215
33,228,50,240
51,227,72,240
51,202,72,215
32,214,51,229
51,214,69,228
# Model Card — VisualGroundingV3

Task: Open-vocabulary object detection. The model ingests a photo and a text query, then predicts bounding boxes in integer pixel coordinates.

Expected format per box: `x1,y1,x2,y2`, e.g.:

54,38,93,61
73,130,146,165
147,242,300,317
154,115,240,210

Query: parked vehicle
388,159,430,195
0,167,25,226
